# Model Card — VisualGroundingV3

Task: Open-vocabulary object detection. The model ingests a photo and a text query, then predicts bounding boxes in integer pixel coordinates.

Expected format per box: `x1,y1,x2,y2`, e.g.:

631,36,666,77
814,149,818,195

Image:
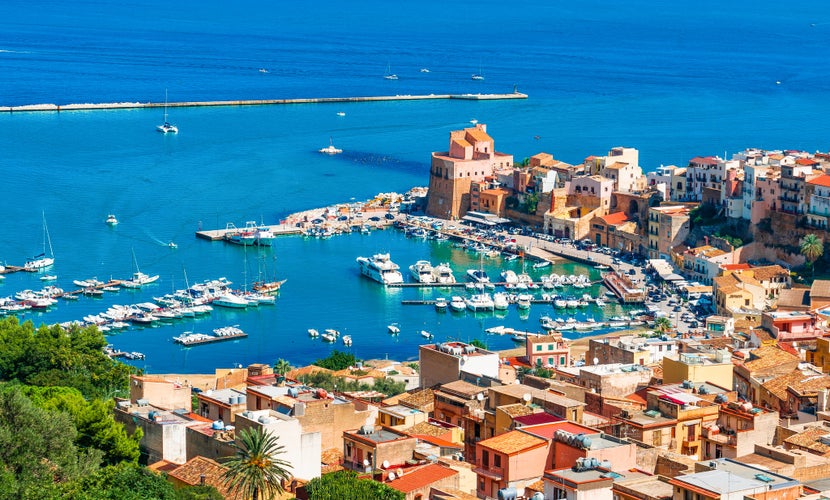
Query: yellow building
662,351,733,389
808,337,830,374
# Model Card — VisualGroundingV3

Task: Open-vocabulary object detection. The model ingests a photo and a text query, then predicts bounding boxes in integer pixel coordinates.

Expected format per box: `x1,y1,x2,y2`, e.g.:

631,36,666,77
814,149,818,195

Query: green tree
67,462,178,500
654,317,673,334
174,485,225,500
800,233,824,276
222,427,292,500
370,377,406,397
313,350,360,371
469,339,487,349
273,359,292,377
306,470,404,500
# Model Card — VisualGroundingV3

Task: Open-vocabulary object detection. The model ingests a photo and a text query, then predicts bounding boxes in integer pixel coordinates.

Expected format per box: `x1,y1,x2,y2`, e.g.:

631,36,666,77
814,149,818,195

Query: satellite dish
593,357,599,366
477,393,484,401
382,460,390,469
388,472,396,481
522,393,532,403
363,459,370,467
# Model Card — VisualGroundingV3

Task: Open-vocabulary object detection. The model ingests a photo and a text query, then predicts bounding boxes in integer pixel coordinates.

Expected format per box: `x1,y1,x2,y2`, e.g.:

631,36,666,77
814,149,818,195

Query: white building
234,409,322,481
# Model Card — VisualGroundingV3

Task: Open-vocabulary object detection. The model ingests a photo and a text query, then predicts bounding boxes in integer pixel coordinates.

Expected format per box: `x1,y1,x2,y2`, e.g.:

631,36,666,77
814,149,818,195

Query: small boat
319,136,343,155
40,275,57,281
532,261,551,270
308,328,319,338
212,293,249,308
450,296,466,312
325,328,340,337
431,263,456,284
156,89,178,134
168,241,178,249
388,324,401,334
465,293,495,312
594,264,610,270
466,269,490,283
384,63,398,80
421,330,433,339
25,211,55,271
517,294,532,310
472,62,484,81
62,294,79,301
105,214,118,226
321,332,337,342
493,292,509,310
434,297,448,311
336,111,346,116
258,68,269,74
420,68,430,73
342,335,353,346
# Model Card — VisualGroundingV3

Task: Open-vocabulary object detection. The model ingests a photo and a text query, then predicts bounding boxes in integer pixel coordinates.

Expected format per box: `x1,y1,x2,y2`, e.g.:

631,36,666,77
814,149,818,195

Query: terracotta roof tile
762,369,830,401
321,447,343,466
751,265,789,282
399,388,435,410
438,380,484,397
168,456,233,497
386,463,458,494
796,158,819,166
811,280,830,299
405,420,457,439
777,288,811,309
743,346,799,375
477,429,547,455
600,211,629,225
432,488,480,500
807,174,830,188
784,426,830,454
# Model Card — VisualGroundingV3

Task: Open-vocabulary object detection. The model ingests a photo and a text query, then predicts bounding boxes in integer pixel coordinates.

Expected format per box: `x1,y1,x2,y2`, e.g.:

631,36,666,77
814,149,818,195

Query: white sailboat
472,60,485,81
121,248,160,288
384,63,398,80
156,89,178,134
25,211,55,271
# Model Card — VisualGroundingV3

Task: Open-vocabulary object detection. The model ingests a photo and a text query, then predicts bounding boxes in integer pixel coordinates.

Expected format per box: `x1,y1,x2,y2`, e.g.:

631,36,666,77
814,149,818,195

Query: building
166,456,233,498
587,335,676,366
195,388,247,424
129,375,192,411
700,401,778,461
114,399,202,464
806,174,830,230
668,458,802,500
432,380,489,460
342,425,417,472
234,409,322,480
543,465,617,500
662,351,734,389
418,342,500,388
426,124,514,219
378,404,428,430
487,384,585,423
760,310,822,343
733,345,801,404
385,463,460,500
473,430,548,498
759,365,830,418
525,334,570,369
647,206,691,260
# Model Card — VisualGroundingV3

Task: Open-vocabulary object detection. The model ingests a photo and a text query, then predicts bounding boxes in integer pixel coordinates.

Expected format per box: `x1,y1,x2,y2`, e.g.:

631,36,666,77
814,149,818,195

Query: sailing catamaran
25,211,55,271
156,89,178,134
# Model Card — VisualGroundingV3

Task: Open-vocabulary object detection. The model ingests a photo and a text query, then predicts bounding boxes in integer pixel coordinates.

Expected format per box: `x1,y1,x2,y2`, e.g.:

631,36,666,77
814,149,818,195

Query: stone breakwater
0,93,528,113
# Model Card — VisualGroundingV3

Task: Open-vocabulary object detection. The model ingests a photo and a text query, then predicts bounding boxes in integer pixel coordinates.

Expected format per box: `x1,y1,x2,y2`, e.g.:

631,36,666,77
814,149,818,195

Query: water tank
242,411,252,418
574,457,585,470
360,425,375,435
581,436,592,449
287,388,299,398
589,457,599,468
382,460,390,469
211,420,224,430
465,344,476,354
600,460,612,470
497,487,517,500
258,416,271,424
316,389,328,399
531,493,544,500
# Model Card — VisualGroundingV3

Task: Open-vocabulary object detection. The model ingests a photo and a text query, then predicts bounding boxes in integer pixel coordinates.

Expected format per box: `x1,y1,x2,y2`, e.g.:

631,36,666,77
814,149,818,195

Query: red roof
808,174,830,188
600,211,629,225
796,158,819,166
721,263,752,271
387,463,457,493
519,420,595,440
512,412,562,427
689,156,718,166
410,434,462,449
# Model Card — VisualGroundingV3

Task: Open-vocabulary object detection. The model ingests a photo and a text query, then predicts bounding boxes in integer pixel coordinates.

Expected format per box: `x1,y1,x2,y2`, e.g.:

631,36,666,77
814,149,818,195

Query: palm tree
654,316,673,334
800,233,824,277
273,358,291,377
222,427,292,500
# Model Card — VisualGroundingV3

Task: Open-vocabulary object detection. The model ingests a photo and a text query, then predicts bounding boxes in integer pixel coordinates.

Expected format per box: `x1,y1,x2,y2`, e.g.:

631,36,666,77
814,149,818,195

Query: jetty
1,92,528,113
196,224,302,241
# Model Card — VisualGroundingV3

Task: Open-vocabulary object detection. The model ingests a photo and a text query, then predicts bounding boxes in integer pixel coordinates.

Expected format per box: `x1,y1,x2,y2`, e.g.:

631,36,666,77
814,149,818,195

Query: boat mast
43,210,54,258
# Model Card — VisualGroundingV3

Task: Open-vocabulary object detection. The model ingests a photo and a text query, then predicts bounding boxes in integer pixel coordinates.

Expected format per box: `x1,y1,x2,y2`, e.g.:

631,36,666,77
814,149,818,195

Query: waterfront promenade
0,92,528,113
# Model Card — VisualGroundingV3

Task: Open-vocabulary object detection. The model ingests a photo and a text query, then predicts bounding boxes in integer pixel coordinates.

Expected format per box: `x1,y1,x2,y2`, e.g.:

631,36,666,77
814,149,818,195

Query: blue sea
1,0,829,372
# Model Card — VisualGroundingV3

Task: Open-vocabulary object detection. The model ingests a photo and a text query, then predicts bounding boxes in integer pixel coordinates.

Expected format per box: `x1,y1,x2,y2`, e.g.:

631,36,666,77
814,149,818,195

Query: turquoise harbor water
2,0,830,371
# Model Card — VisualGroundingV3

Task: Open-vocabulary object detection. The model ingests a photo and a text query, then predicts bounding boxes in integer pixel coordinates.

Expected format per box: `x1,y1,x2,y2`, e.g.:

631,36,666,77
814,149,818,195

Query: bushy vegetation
313,350,361,371
306,470,404,500
300,371,406,397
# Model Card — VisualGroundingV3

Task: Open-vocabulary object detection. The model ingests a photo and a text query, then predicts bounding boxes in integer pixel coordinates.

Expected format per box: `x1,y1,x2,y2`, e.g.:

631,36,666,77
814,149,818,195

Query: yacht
212,293,249,309
431,263,456,284
554,298,567,309
156,89,178,134
409,260,436,284
308,328,319,337
449,296,466,312
342,335,353,346
121,271,160,288
384,64,398,80
105,214,118,226
500,270,519,286
465,293,495,312
356,253,404,285
466,269,490,283
517,294,532,310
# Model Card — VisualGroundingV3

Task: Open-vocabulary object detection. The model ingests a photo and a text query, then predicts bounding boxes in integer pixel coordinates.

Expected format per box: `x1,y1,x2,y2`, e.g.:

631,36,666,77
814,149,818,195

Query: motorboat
431,263,456,284
342,335,352,346
449,296,466,312
554,299,567,309
532,260,551,270
434,297,448,311
319,136,343,155
105,214,118,226
421,330,433,339
500,270,519,286
493,292,509,310
466,269,490,283
356,253,404,285
212,293,249,309
409,260,436,284
40,274,57,281
121,271,160,288
308,328,319,337
168,241,177,249
517,294,532,310
388,324,401,334
321,331,337,342
465,293,495,312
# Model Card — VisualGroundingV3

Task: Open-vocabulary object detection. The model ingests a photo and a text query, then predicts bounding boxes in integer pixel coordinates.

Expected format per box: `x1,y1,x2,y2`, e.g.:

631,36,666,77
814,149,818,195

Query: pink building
761,310,822,343
474,430,548,499
525,334,570,369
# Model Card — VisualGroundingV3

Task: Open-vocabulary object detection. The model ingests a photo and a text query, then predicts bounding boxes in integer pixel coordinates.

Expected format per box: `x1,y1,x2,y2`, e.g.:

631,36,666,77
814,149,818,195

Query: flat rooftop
381,405,424,418
672,459,798,494
346,427,410,444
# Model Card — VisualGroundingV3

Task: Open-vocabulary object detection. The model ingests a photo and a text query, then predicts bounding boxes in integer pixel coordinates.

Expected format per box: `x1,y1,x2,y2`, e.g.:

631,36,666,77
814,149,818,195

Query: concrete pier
0,92,528,113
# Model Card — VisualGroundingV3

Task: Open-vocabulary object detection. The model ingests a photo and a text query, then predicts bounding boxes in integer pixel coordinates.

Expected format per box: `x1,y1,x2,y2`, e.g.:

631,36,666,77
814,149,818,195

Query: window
548,357,554,365
494,454,501,467
536,345,542,352
547,344,553,351
560,356,566,365
482,450,489,467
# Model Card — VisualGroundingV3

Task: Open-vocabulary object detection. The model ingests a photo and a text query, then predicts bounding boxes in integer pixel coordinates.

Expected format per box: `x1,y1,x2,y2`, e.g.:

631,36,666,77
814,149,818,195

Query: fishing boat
105,214,118,226
319,137,343,155
25,211,55,271
224,223,256,246
156,89,178,133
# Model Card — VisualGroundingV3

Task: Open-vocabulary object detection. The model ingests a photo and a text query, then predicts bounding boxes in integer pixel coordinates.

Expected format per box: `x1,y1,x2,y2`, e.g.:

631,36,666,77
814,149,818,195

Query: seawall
0,92,528,113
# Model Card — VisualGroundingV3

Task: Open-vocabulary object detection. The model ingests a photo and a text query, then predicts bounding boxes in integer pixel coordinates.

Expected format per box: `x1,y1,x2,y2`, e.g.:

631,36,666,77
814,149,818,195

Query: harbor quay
0,91,527,113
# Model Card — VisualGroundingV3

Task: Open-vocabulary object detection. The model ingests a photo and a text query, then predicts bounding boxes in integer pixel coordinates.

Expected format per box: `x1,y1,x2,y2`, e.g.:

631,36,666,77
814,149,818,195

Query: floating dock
175,331,248,346
1,92,528,113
